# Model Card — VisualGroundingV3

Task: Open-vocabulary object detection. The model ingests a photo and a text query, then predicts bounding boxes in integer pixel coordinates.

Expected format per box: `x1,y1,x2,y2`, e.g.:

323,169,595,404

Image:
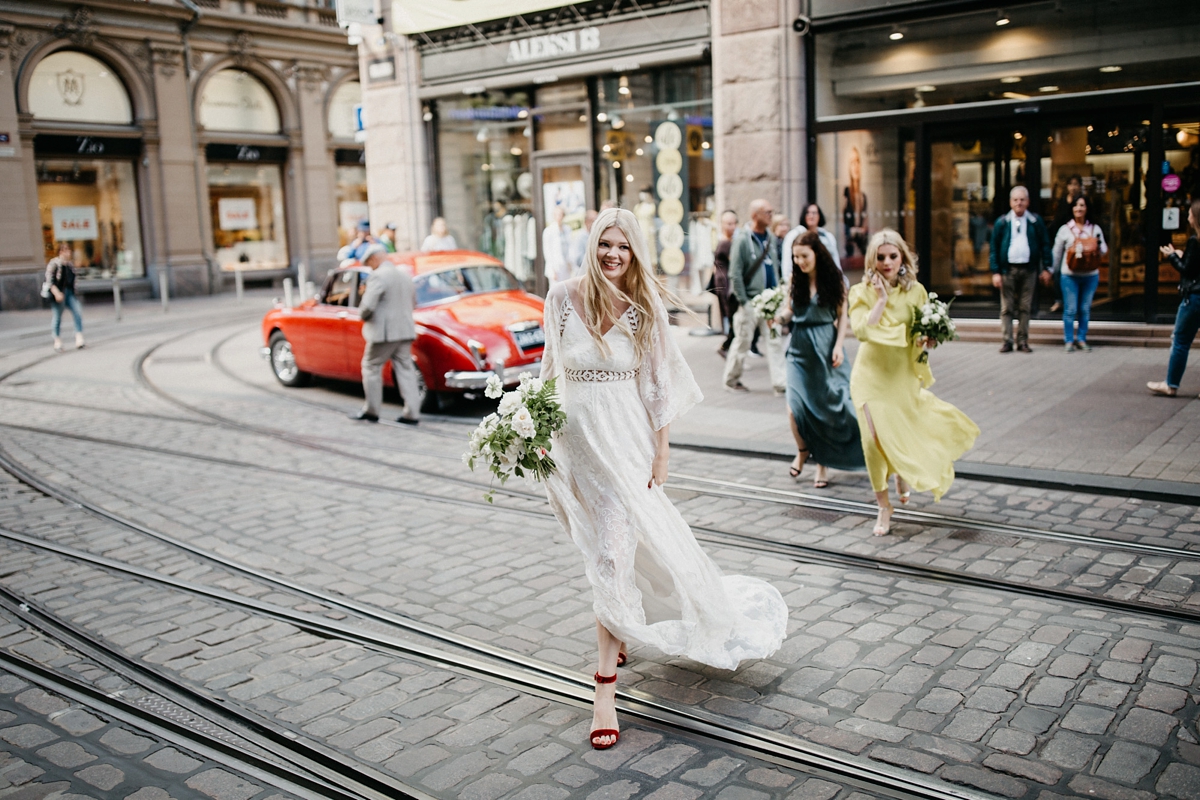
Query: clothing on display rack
688,214,718,295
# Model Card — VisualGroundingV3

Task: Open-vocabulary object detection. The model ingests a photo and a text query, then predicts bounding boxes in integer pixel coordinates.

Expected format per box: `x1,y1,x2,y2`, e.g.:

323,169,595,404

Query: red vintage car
261,250,545,410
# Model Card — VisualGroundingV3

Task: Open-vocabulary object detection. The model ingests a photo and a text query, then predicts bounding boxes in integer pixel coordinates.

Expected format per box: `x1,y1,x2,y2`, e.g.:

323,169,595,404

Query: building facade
0,0,361,310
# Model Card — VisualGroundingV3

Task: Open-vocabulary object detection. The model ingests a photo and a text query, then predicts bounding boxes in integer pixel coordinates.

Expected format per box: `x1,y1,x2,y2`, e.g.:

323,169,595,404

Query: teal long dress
785,299,867,472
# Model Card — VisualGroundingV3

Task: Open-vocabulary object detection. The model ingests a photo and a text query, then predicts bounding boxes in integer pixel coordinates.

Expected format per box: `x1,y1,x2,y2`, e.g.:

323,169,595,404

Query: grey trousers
361,339,421,420
1000,267,1037,345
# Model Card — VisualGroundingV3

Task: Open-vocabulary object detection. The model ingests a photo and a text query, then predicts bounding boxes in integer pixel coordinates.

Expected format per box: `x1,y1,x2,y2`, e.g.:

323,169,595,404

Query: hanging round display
660,247,685,275
656,172,683,200
655,148,682,175
657,197,684,225
654,121,682,151
658,222,685,250
516,172,533,199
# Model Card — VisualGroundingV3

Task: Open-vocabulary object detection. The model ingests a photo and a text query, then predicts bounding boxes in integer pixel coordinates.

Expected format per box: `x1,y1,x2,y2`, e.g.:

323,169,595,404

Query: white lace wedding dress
540,284,788,671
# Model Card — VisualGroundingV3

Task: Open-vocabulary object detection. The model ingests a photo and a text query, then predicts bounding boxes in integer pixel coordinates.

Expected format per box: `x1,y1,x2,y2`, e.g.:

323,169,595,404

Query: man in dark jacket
990,186,1052,352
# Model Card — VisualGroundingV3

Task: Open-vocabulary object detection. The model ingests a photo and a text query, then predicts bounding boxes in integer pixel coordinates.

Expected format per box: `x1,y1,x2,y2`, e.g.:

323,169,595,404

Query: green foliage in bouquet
465,373,567,502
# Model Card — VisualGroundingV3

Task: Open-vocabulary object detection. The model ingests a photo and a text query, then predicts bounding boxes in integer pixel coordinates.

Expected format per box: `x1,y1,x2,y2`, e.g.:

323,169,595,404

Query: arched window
328,80,361,140
198,69,281,133
28,51,133,124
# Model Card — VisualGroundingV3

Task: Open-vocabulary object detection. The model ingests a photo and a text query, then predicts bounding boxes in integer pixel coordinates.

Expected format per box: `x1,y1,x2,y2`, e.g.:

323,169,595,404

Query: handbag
1066,227,1101,273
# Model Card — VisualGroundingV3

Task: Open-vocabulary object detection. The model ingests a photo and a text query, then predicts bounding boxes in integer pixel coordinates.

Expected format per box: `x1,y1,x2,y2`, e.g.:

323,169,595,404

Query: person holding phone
1148,198,1200,397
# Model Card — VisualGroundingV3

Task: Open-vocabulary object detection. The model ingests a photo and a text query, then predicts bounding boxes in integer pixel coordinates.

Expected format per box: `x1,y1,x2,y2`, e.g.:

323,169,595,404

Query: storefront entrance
533,151,591,294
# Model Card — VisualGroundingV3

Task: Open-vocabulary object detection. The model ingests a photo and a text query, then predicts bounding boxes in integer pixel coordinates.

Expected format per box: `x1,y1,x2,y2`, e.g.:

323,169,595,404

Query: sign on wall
52,206,99,241
199,70,281,134
218,197,259,231
29,51,133,125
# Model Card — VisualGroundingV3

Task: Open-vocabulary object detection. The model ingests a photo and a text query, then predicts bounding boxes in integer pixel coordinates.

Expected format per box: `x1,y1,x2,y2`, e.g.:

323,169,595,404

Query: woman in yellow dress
848,229,980,536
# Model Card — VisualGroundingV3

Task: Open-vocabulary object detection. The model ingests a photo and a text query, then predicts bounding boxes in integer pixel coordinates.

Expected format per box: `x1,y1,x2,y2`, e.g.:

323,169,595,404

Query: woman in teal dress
779,231,866,487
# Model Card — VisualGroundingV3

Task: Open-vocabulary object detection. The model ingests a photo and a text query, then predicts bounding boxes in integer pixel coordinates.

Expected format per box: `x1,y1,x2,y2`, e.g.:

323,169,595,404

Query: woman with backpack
43,242,85,353
1052,194,1106,352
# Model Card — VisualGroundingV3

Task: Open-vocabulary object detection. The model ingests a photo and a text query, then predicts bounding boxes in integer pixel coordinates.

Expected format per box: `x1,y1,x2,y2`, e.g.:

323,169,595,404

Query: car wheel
269,331,310,387
415,365,439,413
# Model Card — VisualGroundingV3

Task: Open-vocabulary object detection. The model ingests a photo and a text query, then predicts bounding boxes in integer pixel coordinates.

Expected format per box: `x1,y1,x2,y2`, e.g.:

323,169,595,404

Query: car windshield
414,265,519,306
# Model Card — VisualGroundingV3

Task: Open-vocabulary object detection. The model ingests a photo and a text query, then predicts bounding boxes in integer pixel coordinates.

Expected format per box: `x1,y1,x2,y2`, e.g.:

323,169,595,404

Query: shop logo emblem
236,146,261,161
57,70,85,106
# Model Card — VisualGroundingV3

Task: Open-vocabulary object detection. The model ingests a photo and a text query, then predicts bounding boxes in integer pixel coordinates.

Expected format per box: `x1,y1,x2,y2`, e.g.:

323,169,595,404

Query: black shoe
999,342,1013,353
350,411,379,422
1017,343,1033,353
396,416,419,426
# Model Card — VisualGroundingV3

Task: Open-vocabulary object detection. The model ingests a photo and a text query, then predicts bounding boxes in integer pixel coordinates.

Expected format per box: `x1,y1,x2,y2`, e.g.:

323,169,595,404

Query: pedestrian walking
420,217,456,252
780,231,865,489
43,242,84,353
711,209,738,357
723,199,786,393
380,222,398,253
351,244,421,425
848,230,979,536
1148,197,1200,397
1048,175,1083,314
539,208,787,751
781,203,842,283
990,186,1052,353
1052,194,1106,352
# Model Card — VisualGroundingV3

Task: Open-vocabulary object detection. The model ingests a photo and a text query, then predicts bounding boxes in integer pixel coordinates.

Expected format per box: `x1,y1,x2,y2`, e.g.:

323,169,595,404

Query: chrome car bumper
259,347,271,359
444,361,542,390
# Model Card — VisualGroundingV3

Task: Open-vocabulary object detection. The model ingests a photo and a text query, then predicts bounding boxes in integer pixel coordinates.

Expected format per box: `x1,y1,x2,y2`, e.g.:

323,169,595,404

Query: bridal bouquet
465,372,566,502
911,293,957,364
750,286,786,339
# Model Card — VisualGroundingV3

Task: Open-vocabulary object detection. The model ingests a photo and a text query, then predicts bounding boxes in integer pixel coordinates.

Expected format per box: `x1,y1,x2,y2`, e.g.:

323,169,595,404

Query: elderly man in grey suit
352,244,421,425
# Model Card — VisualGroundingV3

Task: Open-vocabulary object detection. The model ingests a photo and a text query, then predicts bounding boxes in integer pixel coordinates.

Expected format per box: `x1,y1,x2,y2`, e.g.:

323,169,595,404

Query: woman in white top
781,204,842,283
540,208,787,750
1052,195,1107,352
420,217,457,252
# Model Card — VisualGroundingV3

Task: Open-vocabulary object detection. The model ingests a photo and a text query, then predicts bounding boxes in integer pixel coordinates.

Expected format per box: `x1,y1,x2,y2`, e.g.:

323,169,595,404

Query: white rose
498,392,522,417
484,374,504,399
512,407,537,439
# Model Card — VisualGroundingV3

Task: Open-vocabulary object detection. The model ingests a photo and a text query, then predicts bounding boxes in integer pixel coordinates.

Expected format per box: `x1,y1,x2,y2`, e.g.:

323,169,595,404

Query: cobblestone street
0,295,1198,800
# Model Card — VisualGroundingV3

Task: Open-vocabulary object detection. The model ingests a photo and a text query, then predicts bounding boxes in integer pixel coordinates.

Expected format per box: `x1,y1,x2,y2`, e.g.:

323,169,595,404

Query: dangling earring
899,266,907,276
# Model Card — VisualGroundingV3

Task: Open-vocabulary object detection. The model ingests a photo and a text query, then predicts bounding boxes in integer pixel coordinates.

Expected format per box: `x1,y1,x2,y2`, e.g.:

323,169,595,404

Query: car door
304,270,358,378
343,268,369,381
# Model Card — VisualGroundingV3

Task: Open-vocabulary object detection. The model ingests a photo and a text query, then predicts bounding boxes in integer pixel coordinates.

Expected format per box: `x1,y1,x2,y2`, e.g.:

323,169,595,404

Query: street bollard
283,277,294,308
159,270,169,312
235,268,244,303
112,276,122,322
305,281,317,301
298,262,308,301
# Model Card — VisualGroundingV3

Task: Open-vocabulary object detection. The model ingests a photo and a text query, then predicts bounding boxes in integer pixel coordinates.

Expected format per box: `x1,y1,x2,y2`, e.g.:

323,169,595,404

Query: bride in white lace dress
540,208,788,750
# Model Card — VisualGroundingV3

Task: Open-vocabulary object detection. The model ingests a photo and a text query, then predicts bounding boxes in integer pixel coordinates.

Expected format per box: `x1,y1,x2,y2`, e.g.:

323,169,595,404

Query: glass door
533,153,592,295
1160,119,1200,317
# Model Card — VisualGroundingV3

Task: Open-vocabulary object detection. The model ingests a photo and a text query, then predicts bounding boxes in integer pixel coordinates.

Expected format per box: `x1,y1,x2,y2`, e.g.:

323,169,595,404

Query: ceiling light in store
916,85,936,93
510,147,522,156
579,114,587,122
626,174,634,182
1039,85,1059,92
995,10,1010,25
644,135,653,143
613,161,621,169
602,144,612,152
618,86,631,96
618,75,630,96
1000,76,1021,84
889,30,904,41
635,148,644,156
1013,131,1023,139
422,110,433,122
517,109,528,119
611,117,625,130
701,141,711,149
1087,125,1094,131
476,127,488,142
1099,65,1122,73
597,112,608,122
1001,92,1029,100
481,163,491,171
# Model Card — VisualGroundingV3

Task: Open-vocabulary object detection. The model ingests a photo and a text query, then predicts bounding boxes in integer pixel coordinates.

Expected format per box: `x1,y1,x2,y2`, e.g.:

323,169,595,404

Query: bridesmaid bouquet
750,286,786,338
464,372,566,502
911,293,958,364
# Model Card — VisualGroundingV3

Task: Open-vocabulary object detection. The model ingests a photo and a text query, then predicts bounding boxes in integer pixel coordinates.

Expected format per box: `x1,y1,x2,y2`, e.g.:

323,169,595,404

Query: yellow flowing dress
848,281,980,500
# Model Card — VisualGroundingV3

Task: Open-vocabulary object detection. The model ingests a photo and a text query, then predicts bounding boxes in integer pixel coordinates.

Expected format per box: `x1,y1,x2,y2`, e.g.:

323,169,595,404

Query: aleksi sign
506,27,599,64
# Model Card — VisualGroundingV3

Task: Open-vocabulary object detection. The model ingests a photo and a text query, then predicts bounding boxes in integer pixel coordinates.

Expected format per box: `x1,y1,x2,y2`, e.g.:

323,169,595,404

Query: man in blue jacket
990,185,1052,352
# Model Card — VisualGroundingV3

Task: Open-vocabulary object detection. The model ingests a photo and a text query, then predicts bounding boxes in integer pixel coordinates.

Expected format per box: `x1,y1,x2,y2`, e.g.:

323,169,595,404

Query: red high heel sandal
590,672,620,750
617,651,627,667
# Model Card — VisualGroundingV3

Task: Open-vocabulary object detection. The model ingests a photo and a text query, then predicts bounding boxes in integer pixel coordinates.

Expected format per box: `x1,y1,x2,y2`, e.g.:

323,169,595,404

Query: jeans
1060,271,1099,343
51,291,83,337
1167,293,1200,389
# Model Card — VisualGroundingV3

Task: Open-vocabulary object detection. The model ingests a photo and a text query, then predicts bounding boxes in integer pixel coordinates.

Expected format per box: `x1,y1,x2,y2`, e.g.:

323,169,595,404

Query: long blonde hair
579,207,682,363
863,228,918,292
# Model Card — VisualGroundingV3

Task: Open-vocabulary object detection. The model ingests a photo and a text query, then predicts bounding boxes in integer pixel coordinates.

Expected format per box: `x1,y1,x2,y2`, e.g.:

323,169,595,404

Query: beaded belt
565,368,638,382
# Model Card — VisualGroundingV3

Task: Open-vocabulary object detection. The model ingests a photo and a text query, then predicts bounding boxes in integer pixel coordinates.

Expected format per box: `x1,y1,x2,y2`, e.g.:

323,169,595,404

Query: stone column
359,31,430,252
149,42,210,296
711,0,807,223
0,26,44,308
293,62,340,277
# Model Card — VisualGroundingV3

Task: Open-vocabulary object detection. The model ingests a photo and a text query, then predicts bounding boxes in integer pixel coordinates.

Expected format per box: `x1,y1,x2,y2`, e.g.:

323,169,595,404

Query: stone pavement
670,323,1200,489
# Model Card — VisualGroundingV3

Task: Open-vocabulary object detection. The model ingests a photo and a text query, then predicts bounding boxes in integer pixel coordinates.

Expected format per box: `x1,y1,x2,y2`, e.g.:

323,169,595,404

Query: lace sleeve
539,285,566,383
637,297,703,430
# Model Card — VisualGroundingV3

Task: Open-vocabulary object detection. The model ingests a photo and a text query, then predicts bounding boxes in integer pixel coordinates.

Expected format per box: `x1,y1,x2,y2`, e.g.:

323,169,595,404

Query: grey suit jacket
358,263,416,343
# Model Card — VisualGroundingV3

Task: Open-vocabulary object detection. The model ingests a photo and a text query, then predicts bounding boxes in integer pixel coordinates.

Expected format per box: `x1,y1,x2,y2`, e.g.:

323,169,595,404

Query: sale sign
52,205,98,240
218,197,258,231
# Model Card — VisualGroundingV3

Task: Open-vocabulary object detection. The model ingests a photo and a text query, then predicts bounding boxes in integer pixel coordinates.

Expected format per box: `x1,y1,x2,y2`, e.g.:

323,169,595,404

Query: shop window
28,51,132,125
1160,120,1200,313
199,69,281,133
814,1,1200,119
594,64,714,290
37,159,144,280
328,81,361,140
815,129,903,276
336,165,368,248
436,90,535,283
207,163,289,271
